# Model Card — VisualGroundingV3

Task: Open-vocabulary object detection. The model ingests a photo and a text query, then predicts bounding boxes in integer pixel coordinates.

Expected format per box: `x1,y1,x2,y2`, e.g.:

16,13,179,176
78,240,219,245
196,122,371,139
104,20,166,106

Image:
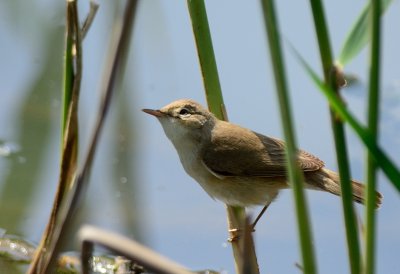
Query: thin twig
81,1,99,39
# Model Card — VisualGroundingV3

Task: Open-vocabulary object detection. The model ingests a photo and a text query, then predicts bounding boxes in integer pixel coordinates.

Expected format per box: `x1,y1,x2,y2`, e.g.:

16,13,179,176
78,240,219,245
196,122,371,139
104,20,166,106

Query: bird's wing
201,122,324,178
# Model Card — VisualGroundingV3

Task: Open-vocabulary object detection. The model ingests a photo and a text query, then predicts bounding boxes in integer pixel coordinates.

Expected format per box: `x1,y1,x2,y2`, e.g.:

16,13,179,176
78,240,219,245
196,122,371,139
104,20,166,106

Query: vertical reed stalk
308,1,361,273
261,1,317,273
364,0,381,273
187,1,259,273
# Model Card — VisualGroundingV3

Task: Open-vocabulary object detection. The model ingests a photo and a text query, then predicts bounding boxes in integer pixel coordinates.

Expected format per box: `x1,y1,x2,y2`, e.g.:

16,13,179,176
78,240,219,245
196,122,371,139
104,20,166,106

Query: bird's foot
227,225,256,242
228,228,240,242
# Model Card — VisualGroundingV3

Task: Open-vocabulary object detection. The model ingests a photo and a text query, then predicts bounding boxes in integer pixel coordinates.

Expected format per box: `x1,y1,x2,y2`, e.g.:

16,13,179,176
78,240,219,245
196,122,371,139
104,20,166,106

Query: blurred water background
0,1,399,273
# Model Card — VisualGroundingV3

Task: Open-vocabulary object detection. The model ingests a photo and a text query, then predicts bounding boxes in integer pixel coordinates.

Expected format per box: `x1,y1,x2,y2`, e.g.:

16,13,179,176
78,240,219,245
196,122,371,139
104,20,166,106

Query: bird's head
142,99,216,143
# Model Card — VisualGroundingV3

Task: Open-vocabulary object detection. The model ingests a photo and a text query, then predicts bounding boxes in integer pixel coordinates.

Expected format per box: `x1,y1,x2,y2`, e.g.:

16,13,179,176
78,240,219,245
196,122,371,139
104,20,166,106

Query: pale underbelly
179,151,289,206
193,172,289,207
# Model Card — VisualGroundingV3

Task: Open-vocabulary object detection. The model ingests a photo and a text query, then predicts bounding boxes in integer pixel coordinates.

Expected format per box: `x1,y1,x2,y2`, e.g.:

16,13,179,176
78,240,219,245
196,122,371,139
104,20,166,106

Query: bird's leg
251,201,271,231
228,202,271,241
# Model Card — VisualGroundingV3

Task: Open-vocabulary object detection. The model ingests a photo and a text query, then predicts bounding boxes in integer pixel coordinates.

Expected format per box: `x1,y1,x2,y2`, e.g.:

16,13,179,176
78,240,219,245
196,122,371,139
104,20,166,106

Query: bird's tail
306,168,383,208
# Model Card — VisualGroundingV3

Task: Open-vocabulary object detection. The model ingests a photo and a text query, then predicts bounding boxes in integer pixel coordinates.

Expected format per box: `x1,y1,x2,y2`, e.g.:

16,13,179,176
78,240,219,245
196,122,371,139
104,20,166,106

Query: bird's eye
178,108,190,116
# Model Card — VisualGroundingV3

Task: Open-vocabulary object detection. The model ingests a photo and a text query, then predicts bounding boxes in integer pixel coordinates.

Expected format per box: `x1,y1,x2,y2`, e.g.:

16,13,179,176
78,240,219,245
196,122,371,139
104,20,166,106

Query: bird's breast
174,142,206,179
174,144,285,206
167,134,287,206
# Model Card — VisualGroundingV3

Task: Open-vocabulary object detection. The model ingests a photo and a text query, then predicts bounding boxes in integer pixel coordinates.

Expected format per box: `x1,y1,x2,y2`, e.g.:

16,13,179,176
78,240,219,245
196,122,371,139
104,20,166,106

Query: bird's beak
142,108,165,117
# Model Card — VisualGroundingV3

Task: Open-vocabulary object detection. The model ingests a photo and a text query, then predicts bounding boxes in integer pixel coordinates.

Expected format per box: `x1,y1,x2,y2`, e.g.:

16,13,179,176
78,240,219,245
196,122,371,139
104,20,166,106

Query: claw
228,228,241,242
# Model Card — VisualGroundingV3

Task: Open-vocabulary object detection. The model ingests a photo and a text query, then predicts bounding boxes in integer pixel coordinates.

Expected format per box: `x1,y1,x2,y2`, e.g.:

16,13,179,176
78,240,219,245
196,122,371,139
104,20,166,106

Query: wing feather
201,121,324,178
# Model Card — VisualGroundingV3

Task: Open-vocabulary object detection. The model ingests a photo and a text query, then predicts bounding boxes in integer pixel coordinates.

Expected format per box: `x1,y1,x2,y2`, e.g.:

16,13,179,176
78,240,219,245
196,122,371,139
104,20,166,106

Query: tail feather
306,168,383,208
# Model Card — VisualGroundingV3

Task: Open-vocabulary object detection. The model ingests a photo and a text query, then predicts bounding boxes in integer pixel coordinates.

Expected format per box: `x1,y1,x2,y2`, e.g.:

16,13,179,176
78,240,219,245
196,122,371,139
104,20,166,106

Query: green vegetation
0,1,398,273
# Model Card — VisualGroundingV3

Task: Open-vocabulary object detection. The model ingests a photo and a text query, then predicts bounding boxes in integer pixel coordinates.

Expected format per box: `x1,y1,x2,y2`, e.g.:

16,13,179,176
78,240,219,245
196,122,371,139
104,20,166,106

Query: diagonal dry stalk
79,225,194,274
27,1,83,272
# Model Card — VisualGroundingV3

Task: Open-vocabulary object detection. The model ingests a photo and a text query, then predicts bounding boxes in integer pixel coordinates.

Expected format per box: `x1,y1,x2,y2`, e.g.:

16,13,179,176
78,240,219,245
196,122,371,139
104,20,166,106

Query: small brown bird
143,99,382,208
